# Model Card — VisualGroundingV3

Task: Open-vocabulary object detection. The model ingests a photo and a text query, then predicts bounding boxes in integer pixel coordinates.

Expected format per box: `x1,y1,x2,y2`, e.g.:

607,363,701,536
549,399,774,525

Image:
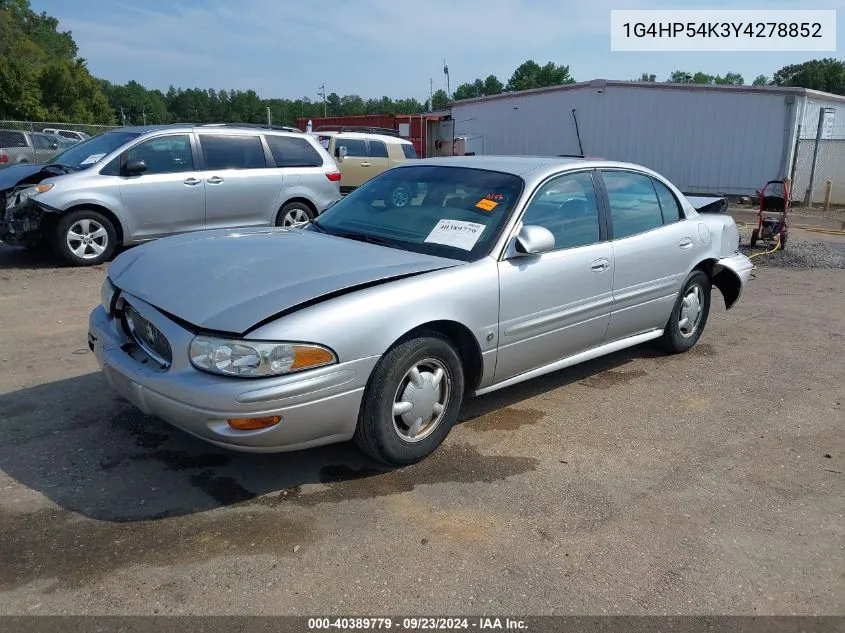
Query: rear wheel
52,209,116,266
275,201,315,227
354,334,465,466
660,270,711,354
779,231,788,250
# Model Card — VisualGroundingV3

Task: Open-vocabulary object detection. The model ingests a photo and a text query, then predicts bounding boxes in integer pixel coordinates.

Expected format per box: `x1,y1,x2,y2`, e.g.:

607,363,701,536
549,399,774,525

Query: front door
599,169,704,342
118,133,206,240
335,137,370,193
197,133,283,230
495,170,614,382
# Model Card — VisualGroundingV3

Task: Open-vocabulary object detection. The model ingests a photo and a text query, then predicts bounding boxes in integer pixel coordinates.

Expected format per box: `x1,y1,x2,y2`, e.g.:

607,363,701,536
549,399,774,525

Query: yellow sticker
475,198,498,212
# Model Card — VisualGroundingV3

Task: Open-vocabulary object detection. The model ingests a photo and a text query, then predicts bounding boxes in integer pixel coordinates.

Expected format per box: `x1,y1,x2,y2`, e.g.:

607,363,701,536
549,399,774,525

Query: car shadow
0,242,126,269
0,342,666,523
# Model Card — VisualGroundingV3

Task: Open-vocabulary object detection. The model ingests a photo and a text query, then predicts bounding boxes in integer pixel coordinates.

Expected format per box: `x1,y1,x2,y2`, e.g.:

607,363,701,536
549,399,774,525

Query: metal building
449,80,845,204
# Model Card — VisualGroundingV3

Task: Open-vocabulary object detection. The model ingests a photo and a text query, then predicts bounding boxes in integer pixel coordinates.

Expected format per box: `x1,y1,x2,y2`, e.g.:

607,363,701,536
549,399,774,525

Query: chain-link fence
0,120,120,139
790,104,845,208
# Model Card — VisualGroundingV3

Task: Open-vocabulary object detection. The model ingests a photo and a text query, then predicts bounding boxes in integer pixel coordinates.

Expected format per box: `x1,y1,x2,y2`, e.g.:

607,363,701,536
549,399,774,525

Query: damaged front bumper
0,192,49,246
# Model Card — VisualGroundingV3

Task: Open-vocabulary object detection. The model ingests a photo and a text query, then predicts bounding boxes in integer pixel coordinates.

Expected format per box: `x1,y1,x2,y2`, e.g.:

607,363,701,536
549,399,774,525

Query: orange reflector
291,345,334,370
227,416,281,431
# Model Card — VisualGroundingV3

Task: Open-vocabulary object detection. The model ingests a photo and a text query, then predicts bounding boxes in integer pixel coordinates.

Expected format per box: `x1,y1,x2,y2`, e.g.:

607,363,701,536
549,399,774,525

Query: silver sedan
88,156,753,465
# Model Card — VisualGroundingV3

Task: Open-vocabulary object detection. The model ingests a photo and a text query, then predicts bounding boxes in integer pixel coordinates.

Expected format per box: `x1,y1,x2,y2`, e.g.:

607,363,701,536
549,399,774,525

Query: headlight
100,277,116,311
189,335,336,377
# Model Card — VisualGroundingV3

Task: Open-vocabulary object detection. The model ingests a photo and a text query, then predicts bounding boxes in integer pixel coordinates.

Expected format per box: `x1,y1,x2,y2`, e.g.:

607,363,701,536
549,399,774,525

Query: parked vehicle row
1,124,342,265
0,130,76,165
87,155,754,465
42,128,90,142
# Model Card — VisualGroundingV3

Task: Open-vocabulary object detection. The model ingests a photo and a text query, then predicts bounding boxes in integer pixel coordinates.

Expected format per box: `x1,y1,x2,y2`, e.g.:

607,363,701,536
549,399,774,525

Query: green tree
638,73,656,82
483,74,504,95
752,74,770,86
668,71,693,83
431,89,449,110
772,58,845,95
506,60,574,92
713,72,744,85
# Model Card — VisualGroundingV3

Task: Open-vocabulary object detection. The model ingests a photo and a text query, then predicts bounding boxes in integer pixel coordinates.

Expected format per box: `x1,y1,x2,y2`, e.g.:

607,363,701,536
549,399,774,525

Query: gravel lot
0,229,843,616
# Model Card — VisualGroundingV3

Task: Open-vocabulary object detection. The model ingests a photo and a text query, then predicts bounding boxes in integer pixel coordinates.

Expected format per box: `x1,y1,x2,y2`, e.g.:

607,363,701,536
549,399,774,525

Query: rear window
369,140,388,158
402,143,418,159
58,131,79,139
199,134,267,170
0,131,27,148
265,135,323,167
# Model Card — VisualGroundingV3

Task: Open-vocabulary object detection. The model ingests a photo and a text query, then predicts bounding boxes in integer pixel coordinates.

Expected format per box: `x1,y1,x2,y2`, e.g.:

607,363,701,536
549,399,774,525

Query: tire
52,209,117,266
275,201,315,227
354,333,465,466
387,184,413,208
749,229,759,247
779,231,788,250
660,270,712,354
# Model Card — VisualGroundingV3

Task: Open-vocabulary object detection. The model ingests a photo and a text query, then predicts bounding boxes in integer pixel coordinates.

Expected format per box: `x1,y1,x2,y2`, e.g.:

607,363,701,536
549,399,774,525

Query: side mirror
335,146,347,163
511,225,555,257
124,158,147,175
51,142,59,150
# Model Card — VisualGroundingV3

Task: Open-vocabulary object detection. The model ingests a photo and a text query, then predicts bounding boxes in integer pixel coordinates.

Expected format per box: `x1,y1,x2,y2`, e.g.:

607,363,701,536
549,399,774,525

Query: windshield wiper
329,230,395,247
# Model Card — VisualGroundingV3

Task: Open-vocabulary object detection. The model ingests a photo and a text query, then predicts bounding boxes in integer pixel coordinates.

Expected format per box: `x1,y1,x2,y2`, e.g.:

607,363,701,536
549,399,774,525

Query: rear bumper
714,252,754,308
88,299,378,453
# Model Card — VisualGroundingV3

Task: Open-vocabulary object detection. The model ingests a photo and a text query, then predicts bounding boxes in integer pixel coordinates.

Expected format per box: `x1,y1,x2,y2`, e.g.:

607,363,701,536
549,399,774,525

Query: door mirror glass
512,224,555,256
124,158,147,175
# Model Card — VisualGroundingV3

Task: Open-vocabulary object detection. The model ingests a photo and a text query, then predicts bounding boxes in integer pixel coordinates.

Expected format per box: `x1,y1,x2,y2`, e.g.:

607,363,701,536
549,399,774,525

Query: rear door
599,168,703,342
366,139,391,177
198,133,283,229
117,133,207,240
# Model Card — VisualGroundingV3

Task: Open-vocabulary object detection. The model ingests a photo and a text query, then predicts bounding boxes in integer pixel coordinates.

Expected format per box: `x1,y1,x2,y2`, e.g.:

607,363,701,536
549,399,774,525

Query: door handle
590,258,610,272
360,162,371,167
184,177,201,186
679,238,693,249
207,176,224,184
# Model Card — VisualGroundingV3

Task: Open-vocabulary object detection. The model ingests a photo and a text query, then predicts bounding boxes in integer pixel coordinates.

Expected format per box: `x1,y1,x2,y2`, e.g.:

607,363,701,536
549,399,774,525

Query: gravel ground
0,238,843,616
739,241,845,269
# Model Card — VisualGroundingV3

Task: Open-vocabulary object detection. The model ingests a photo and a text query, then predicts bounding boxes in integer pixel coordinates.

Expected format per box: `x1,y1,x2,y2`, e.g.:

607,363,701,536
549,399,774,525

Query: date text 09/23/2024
307,617,527,630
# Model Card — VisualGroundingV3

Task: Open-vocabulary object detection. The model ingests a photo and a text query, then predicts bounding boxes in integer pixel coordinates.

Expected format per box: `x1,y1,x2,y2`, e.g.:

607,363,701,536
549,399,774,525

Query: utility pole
120,106,126,126
317,83,327,117
429,78,433,111
443,59,450,99
142,110,147,125
267,106,272,128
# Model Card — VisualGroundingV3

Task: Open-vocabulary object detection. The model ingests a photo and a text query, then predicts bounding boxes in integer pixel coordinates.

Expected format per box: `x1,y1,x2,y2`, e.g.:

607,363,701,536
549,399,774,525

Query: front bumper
88,294,378,453
0,195,45,246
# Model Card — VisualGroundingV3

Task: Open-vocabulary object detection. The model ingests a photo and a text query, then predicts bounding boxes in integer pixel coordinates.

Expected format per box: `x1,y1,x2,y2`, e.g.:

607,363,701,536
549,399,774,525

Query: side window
0,131,28,148
402,144,418,159
126,134,195,175
265,135,323,167
32,134,55,150
368,140,388,158
602,170,664,239
521,171,601,251
337,138,367,157
199,134,267,170
652,178,683,224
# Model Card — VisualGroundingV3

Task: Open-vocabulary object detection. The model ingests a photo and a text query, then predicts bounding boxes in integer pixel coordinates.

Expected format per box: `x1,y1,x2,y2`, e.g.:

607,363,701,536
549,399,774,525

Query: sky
36,0,842,103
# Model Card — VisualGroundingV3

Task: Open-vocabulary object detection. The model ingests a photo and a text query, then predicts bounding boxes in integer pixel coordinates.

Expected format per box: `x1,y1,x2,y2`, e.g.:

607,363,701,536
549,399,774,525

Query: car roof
313,130,412,144
110,123,312,136
393,155,660,179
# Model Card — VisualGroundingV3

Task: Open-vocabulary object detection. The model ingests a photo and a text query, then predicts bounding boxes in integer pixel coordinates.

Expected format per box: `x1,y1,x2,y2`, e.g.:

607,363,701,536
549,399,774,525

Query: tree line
1,0,843,129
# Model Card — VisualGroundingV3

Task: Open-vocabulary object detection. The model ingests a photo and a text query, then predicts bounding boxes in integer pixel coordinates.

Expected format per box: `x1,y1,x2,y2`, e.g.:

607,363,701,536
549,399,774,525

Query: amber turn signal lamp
227,416,281,430
291,346,335,370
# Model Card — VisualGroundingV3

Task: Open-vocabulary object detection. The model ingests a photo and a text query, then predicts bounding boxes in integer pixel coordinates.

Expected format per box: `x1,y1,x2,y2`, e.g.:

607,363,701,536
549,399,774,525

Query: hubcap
392,358,451,443
392,187,410,207
66,218,108,260
678,284,703,338
283,208,310,227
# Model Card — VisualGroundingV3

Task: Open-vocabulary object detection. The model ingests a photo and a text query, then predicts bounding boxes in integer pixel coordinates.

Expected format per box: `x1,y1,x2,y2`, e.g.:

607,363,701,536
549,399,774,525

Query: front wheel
53,209,117,266
660,270,711,354
354,334,465,466
388,184,413,208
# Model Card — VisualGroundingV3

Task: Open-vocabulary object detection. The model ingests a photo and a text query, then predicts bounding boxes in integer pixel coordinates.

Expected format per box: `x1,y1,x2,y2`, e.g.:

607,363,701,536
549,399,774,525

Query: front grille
123,303,173,368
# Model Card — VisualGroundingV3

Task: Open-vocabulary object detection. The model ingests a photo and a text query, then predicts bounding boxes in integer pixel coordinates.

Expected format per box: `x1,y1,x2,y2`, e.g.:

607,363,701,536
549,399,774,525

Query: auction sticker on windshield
80,153,106,165
424,219,486,250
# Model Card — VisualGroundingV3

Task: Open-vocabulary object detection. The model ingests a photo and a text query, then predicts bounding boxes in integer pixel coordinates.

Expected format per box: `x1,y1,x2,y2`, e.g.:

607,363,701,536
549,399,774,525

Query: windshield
311,165,524,262
46,130,141,168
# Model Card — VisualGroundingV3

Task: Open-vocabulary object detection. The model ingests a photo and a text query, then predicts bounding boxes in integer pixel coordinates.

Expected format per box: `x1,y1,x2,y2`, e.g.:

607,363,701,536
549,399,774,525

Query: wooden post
823,180,833,211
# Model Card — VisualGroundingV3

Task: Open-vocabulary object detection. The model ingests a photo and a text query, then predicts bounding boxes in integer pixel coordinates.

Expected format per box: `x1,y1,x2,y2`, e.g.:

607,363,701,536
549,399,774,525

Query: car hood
0,163,76,193
109,227,464,334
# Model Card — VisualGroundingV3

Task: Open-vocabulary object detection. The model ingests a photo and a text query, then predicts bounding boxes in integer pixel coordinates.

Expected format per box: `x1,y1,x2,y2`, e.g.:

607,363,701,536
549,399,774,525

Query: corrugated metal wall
450,85,799,196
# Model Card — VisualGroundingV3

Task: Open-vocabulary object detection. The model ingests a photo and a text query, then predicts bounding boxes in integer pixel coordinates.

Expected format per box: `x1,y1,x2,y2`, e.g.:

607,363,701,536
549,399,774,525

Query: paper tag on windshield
79,153,106,165
424,219,485,251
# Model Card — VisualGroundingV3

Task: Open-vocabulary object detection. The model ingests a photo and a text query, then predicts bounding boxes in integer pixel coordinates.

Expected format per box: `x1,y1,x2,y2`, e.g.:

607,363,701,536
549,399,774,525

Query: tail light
0,153,8,164
326,171,341,182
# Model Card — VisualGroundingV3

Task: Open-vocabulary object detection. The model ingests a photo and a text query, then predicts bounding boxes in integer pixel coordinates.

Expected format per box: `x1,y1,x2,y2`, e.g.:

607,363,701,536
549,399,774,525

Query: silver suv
0,124,342,266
